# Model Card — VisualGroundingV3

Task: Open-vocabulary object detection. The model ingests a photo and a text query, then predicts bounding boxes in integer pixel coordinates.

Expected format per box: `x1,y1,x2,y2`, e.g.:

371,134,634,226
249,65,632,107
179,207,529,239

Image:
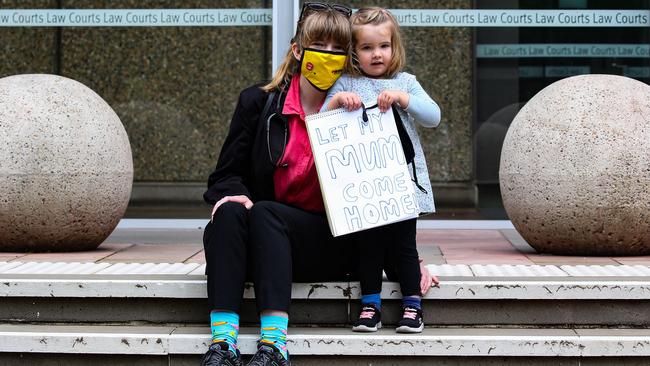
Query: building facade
1,0,648,218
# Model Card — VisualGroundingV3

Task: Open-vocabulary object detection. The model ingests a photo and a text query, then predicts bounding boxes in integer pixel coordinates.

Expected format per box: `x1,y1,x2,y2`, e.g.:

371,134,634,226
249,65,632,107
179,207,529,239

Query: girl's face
354,22,392,78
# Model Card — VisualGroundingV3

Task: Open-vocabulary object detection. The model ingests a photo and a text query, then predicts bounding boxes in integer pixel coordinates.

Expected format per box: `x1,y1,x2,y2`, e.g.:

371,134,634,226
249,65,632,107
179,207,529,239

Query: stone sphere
0,74,133,252
500,75,650,256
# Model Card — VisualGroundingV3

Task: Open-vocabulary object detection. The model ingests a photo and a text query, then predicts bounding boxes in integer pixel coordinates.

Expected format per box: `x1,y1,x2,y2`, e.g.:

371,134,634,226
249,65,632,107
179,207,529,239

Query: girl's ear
291,43,302,61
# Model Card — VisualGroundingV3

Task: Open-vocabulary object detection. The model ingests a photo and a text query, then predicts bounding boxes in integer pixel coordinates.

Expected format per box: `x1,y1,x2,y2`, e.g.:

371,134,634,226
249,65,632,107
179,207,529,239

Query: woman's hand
329,92,362,111
419,259,439,296
377,90,409,112
210,195,254,222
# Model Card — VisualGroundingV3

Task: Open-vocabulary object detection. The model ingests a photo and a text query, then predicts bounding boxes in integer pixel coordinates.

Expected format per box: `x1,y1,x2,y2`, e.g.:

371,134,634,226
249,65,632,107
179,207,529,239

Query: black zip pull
361,103,368,122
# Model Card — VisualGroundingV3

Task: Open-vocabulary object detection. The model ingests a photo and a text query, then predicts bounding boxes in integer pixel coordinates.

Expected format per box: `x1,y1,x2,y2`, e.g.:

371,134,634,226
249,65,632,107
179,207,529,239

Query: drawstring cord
411,163,427,194
361,103,369,122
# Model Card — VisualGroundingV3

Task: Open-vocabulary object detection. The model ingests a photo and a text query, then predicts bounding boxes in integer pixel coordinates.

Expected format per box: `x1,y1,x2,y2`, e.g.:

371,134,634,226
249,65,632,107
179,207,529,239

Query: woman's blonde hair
347,7,405,78
263,9,351,92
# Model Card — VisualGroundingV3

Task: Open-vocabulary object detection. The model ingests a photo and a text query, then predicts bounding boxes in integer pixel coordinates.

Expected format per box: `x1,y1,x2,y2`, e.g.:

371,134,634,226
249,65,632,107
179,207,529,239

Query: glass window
1,1,272,185
475,0,650,217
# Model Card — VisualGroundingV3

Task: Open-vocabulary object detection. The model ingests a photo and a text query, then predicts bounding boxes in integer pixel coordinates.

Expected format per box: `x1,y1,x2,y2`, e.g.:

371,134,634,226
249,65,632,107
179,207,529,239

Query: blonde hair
263,10,351,92
347,7,405,78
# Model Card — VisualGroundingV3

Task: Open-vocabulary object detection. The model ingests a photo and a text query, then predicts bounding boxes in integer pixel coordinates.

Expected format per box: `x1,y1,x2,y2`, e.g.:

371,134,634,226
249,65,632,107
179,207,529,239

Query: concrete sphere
0,74,133,252
500,75,650,256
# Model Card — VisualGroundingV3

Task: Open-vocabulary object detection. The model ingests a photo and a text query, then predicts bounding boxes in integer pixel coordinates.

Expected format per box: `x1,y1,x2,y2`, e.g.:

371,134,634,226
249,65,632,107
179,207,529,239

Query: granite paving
2,225,650,266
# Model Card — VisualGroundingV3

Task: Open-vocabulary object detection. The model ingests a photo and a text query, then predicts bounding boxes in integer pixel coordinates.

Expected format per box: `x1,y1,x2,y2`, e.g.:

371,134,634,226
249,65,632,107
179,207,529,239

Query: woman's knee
213,201,249,222
248,200,283,226
248,201,292,252
204,201,249,251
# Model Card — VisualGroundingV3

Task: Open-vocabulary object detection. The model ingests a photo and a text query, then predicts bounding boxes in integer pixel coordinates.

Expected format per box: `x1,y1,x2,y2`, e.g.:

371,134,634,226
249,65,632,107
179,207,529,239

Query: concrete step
6,263,650,299
1,324,650,365
3,271,650,326
2,324,650,364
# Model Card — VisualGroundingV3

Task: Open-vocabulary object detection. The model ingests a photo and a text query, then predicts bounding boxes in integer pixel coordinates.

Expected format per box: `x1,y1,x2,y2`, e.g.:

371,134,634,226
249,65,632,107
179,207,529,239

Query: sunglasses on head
298,2,352,22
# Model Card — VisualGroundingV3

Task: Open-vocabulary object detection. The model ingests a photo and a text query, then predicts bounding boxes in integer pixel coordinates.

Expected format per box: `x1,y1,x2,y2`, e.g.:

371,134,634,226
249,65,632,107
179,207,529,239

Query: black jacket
204,83,287,205
204,82,417,205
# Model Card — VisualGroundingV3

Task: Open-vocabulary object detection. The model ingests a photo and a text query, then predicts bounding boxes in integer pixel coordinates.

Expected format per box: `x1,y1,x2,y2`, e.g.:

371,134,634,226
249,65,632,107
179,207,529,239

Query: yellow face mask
300,48,347,91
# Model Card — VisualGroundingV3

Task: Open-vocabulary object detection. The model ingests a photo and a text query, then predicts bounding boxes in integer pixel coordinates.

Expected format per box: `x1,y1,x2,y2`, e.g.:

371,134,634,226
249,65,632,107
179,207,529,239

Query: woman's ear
291,43,302,61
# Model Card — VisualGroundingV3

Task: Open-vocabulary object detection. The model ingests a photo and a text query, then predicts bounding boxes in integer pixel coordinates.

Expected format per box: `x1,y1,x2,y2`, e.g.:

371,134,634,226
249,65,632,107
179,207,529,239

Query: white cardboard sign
306,105,419,237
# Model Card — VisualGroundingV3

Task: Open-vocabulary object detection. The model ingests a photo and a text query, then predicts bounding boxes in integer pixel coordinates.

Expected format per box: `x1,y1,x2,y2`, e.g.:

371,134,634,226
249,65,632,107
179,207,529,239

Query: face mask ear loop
297,45,304,71
361,103,369,122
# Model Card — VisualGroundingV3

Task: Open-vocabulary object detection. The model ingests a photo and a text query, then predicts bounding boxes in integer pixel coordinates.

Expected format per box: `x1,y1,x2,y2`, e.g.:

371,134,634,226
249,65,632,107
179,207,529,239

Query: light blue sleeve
321,77,347,112
404,75,441,128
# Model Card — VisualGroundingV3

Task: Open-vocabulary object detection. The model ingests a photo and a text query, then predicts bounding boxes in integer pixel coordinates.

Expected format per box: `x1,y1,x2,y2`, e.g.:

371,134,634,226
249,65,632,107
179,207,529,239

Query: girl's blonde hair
263,9,351,92
347,7,405,78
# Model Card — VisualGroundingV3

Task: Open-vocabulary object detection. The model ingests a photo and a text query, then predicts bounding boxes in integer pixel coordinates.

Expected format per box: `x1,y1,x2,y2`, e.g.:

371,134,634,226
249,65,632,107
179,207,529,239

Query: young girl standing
323,7,441,333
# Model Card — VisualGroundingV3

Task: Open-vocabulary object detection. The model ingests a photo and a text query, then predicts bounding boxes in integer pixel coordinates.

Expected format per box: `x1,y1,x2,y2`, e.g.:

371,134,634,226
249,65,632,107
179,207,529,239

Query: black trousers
203,200,420,313
356,218,421,297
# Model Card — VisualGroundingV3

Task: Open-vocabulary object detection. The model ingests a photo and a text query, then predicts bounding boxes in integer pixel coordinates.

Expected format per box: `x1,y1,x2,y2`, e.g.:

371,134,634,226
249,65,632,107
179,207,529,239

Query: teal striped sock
210,311,239,356
260,315,289,360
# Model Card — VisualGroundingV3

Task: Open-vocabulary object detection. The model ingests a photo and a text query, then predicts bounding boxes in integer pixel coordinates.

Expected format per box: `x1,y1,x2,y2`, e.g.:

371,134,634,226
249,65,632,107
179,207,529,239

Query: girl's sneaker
352,304,382,332
396,306,424,333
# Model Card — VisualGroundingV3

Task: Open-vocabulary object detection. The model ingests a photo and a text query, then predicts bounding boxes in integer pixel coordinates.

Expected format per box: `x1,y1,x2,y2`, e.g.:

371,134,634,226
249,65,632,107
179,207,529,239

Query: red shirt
273,76,325,213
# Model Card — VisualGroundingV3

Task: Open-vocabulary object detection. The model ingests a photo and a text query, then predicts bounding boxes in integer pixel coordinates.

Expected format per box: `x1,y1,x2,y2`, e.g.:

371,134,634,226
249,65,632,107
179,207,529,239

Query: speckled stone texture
0,0,57,77
0,74,133,252
500,75,650,256
60,0,270,182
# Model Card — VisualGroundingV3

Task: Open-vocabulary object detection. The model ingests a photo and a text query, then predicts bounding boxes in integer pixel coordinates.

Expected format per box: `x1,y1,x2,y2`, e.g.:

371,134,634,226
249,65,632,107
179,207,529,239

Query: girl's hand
419,259,439,296
210,195,253,222
329,92,362,111
377,90,409,112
